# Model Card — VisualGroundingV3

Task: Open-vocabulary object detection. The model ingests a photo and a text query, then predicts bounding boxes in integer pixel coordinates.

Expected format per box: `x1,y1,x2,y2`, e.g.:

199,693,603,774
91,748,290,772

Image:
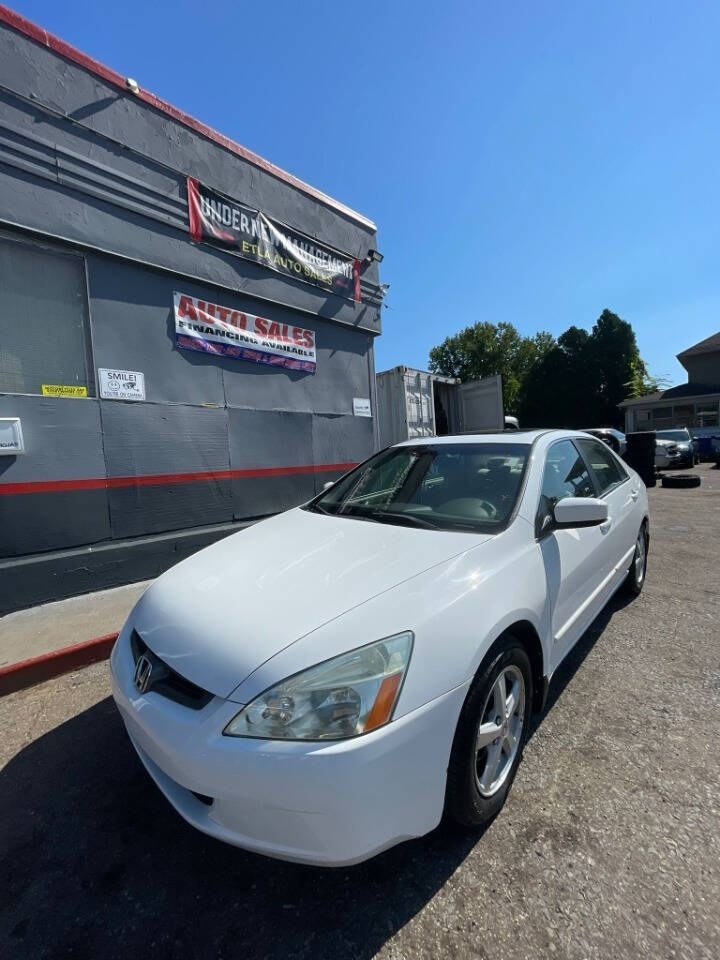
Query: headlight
224,632,413,741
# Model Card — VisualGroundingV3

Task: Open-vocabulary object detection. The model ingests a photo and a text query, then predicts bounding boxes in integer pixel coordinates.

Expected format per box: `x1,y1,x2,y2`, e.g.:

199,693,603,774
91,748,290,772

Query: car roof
582,427,624,435
395,429,569,447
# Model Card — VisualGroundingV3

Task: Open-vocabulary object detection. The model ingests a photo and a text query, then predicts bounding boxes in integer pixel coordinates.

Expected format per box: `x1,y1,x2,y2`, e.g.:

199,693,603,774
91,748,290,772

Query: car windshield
305,443,530,533
657,430,690,442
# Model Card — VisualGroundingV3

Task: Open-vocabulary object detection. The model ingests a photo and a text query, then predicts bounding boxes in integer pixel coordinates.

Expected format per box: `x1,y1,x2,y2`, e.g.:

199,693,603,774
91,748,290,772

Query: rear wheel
622,523,648,597
446,637,533,827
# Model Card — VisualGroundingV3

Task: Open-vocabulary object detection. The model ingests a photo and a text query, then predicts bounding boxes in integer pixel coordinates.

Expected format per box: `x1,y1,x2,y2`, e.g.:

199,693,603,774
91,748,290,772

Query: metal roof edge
0,4,377,232
619,389,720,407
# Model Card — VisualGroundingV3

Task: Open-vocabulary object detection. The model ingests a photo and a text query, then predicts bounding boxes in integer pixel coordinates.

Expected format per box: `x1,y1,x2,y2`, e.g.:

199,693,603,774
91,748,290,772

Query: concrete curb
0,632,118,697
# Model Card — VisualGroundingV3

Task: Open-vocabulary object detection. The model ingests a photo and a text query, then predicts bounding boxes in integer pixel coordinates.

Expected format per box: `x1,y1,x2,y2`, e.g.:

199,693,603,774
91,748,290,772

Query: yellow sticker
41,384,88,398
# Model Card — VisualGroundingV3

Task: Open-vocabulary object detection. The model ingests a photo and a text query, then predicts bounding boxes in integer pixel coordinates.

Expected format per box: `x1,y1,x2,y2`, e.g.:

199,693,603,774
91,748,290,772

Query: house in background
620,332,720,433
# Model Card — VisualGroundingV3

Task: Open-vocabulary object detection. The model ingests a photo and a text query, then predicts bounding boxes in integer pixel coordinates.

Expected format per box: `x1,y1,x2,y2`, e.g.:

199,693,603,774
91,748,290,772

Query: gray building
0,8,383,612
619,332,720,432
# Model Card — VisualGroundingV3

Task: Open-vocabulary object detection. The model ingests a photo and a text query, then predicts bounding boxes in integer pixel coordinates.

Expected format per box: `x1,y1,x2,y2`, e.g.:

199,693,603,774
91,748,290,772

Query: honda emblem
133,653,154,694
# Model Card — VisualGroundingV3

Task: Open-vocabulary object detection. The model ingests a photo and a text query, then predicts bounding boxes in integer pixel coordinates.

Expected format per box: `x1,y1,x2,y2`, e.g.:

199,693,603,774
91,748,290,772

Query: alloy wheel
475,665,525,797
635,529,646,585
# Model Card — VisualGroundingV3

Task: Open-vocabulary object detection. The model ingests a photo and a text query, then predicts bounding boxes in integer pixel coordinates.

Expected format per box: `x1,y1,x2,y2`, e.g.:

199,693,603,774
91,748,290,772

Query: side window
575,438,627,496
537,440,595,533
0,238,94,397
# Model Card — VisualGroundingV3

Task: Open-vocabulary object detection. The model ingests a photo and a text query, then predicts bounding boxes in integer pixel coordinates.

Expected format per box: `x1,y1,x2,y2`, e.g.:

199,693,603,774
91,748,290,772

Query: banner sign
173,292,316,373
187,178,361,303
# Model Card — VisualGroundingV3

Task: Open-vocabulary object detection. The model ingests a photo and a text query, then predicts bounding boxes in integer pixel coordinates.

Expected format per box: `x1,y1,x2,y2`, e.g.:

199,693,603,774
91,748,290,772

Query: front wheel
621,523,648,597
446,637,533,827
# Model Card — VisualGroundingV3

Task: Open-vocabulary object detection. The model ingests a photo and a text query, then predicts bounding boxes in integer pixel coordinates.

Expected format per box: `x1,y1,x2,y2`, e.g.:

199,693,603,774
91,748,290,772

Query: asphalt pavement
1,464,719,960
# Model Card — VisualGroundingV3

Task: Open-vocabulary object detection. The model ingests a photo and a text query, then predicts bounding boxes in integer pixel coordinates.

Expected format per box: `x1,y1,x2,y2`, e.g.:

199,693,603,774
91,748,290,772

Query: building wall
0,21,381,609
624,397,720,432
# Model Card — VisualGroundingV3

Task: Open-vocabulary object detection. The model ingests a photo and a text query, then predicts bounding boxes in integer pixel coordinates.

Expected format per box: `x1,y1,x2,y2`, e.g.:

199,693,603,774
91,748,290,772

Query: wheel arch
479,619,547,715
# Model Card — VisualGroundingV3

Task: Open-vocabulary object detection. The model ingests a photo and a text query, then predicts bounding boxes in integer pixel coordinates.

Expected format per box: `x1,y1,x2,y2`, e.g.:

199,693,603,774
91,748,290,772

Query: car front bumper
110,630,467,866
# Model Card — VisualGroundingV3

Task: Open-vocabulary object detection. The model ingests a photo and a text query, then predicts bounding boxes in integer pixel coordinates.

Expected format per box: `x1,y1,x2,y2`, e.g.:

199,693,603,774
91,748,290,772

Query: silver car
655,429,696,468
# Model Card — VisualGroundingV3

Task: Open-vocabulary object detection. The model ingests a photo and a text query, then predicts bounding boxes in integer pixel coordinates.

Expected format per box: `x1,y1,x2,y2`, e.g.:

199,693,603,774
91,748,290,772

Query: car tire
621,522,648,597
446,635,533,828
661,473,701,489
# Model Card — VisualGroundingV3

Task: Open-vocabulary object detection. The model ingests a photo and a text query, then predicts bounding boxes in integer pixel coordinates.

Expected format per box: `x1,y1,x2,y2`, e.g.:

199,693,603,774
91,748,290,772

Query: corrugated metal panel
403,369,436,439
376,367,448,447
228,408,314,516
87,258,226,408
101,401,232,537
311,413,373,491
0,394,109,556
457,375,504,432
376,368,406,448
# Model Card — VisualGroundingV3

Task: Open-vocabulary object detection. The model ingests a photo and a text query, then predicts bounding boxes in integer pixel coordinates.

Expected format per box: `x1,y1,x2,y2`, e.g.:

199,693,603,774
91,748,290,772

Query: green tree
428,321,555,415
519,309,648,428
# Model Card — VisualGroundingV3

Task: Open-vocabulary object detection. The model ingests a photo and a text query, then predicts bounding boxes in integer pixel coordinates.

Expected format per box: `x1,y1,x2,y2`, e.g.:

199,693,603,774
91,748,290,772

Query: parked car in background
585,428,680,471
582,428,627,456
654,438,677,469
112,430,649,866
655,428,697,468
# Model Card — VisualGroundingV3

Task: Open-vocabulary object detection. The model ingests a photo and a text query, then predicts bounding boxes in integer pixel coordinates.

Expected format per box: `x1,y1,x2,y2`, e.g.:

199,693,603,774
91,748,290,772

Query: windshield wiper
362,510,438,530
307,502,336,516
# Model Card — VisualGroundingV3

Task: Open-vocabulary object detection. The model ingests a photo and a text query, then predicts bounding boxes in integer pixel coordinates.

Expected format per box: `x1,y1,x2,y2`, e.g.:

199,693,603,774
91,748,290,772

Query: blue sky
12,0,720,385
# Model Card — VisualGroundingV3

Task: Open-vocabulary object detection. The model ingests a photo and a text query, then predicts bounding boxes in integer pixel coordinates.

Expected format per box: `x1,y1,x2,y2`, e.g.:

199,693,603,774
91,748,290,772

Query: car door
536,439,608,670
574,437,639,581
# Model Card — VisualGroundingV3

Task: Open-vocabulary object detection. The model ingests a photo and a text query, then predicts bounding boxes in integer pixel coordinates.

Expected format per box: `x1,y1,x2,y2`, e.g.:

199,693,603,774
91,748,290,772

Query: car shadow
0,690,482,960
527,589,636,740
1,593,632,960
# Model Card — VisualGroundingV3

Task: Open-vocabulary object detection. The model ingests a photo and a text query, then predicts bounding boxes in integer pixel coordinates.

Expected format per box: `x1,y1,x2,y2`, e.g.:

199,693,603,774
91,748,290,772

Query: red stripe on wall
0,462,357,496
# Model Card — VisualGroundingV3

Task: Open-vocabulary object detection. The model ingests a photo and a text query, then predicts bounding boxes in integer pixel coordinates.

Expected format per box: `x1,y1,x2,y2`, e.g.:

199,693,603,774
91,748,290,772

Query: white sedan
111,430,649,866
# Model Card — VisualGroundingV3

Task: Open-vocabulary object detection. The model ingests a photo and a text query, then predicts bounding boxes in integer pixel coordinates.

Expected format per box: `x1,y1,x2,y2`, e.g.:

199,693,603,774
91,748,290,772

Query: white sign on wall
352,397,372,417
0,418,24,455
99,368,146,401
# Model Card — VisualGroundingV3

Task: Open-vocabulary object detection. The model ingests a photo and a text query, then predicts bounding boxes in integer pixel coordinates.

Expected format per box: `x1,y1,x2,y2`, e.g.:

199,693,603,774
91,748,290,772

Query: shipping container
376,367,505,448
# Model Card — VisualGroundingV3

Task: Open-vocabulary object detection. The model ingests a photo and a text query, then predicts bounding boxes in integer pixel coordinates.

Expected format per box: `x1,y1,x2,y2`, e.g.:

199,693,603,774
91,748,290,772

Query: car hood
131,508,487,699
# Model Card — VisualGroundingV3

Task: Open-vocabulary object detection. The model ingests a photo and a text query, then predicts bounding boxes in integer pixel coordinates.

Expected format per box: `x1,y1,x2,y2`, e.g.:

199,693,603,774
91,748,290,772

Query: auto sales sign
173,292,316,373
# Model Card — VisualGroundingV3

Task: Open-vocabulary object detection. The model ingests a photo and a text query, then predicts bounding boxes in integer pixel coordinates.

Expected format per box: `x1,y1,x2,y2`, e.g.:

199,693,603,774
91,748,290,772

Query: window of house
673,405,693,427
575,438,627,496
0,238,94,397
696,408,719,427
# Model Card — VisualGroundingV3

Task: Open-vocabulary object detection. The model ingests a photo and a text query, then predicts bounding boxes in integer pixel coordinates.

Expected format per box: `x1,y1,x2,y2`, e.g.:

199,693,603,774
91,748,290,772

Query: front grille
130,630,213,710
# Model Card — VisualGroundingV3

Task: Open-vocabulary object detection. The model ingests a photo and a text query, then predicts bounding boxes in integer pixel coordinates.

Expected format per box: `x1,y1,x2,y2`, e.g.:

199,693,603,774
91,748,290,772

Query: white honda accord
111,430,649,865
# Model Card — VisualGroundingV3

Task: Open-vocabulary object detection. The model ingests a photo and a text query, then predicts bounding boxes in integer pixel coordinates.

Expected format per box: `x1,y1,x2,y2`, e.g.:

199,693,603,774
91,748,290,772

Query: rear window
305,443,531,533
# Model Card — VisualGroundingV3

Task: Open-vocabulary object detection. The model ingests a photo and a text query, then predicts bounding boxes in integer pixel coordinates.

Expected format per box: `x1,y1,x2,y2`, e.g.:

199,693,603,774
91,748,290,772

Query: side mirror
553,497,608,529
323,480,335,491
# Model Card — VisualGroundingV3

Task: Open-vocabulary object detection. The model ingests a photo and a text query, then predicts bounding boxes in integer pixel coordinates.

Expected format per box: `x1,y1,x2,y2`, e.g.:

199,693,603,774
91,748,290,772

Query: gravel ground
2,464,719,960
